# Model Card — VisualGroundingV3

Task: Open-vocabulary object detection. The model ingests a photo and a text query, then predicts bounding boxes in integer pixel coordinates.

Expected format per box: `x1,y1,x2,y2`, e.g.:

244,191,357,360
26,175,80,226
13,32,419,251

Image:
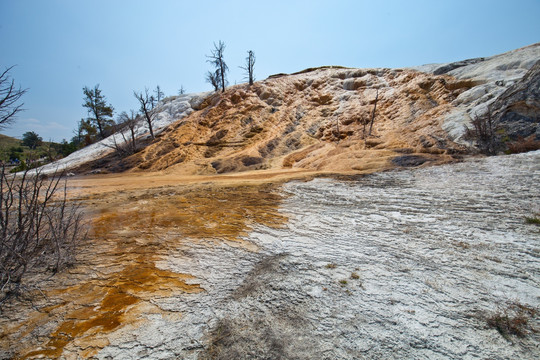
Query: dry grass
525,215,540,225
506,135,540,154
486,302,537,341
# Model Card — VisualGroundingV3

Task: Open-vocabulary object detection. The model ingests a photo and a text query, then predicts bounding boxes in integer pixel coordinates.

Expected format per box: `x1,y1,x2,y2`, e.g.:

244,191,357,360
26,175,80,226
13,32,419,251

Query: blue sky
1,0,539,142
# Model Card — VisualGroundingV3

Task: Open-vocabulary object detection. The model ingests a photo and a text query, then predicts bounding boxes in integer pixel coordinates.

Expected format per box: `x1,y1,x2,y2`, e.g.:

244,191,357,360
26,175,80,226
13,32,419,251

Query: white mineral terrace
92,151,539,359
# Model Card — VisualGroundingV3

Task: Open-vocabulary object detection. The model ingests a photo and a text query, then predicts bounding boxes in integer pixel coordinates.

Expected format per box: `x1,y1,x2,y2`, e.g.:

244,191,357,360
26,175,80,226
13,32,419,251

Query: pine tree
82,85,114,139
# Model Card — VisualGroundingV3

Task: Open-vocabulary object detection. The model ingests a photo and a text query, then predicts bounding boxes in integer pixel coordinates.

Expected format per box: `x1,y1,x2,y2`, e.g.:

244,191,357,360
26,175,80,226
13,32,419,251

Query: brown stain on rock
4,183,285,359
112,67,468,175
23,261,201,359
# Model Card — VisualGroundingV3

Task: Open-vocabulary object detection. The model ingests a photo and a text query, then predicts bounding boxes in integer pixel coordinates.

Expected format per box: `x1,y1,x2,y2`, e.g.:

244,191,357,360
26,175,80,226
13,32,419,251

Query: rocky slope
55,43,539,176
133,66,466,174
489,60,540,140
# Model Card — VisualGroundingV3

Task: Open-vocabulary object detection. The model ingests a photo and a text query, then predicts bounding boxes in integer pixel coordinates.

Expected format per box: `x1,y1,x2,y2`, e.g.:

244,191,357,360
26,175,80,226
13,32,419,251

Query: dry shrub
0,166,86,305
464,111,497,155
486,302,537,340
200,317,289,360
506,135,540,154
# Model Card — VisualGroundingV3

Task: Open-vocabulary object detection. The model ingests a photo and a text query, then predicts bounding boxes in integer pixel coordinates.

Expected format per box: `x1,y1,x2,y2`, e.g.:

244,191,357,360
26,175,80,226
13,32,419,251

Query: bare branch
0,167,87,304
206,70,220,92
133,88,156,139
206,41,228,92
0,66,28,129
112,110,140,155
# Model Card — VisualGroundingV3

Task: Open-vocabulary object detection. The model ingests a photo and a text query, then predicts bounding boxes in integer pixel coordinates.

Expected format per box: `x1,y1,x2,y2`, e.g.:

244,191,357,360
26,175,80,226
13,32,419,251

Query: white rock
36,91,212,175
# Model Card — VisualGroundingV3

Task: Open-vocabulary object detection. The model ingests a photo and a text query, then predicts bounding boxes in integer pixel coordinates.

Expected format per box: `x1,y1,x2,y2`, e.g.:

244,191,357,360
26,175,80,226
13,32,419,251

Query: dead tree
115,110,140,154
359,116,369,139
0,167,86,305
0,66,27,129
134,88,156,139
154,85,164,103
206,70,221,92
105,134,133,157
206,41,228,92
239,50,256,86
368,89,379,136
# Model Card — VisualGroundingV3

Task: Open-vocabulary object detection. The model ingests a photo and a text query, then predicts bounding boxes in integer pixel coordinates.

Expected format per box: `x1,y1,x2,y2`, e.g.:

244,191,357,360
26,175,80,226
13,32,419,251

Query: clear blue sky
1,0,539,142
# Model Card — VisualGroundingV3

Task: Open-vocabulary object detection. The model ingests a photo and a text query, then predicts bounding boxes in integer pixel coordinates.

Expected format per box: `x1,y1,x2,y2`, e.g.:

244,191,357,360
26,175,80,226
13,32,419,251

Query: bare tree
368,89,379,136
206,41,228,92
154,85,164,102
115,110,140,154
206,70,221,92
149,94,157,109
239,50,256,86
178,85,186,95
0,167,86,304
105,133,134,158
134,88,156,139
82,84,114,139
0,66,28,129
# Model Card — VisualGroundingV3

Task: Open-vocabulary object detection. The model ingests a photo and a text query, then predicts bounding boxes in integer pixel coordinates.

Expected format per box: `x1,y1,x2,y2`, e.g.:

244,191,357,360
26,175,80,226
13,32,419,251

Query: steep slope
489,59,540,140
129,67,469,174
119,43,540,175
420,43,540,142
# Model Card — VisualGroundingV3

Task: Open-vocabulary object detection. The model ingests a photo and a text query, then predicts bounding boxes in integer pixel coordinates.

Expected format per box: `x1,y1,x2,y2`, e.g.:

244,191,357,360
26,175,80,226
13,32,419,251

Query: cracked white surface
95,151,540,359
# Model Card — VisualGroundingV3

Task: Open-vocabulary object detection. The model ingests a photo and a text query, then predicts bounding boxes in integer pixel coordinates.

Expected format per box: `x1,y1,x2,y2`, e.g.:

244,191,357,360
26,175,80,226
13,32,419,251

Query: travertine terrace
1,44,539,359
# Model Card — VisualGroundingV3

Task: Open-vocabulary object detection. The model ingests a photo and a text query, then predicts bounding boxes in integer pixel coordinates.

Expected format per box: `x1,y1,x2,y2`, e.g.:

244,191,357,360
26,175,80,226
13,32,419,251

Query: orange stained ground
4,177,288,359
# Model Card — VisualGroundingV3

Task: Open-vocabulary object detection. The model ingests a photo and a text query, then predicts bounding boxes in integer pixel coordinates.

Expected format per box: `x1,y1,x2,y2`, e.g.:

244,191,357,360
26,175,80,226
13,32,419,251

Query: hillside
2,44,539,360
0,133,71,167
41,43,539,176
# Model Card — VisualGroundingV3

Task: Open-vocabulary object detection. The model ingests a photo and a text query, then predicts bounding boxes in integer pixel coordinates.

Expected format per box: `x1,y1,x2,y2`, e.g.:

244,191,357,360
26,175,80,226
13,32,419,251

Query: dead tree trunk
368,89,379,136
363,121,367,139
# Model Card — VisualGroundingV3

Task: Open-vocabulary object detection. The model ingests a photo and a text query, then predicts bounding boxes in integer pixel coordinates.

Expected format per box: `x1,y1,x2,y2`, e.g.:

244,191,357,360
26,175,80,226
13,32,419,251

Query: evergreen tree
82,84,114,139
21,131,42,150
